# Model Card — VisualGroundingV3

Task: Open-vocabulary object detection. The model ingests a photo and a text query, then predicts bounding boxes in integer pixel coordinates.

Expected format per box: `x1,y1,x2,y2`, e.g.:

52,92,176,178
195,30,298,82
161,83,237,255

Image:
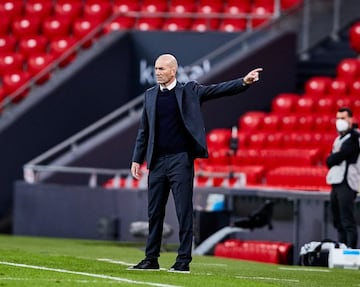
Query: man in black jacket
326,107,360,248
129,54,262,273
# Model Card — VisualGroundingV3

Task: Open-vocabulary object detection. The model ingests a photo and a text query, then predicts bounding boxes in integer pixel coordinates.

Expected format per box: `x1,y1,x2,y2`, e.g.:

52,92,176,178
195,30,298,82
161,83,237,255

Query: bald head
156,54,178,71
154,54,178,87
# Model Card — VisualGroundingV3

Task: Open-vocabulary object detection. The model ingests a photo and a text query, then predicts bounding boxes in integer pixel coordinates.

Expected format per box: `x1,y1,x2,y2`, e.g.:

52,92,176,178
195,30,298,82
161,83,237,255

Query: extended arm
197,68,263,103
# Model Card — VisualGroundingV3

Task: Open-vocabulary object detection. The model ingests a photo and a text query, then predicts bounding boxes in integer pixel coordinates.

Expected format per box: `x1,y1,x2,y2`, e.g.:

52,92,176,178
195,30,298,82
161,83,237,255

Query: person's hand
131,162,142,180
243,68,263,85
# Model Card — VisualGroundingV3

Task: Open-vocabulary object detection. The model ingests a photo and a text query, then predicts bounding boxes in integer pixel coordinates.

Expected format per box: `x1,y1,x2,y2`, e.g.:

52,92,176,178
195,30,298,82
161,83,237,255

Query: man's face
336,110,353,133
154,58,176,86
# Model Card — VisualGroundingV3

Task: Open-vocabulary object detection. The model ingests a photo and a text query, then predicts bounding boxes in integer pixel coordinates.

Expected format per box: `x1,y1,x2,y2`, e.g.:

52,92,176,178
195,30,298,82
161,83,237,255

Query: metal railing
22,0,358,187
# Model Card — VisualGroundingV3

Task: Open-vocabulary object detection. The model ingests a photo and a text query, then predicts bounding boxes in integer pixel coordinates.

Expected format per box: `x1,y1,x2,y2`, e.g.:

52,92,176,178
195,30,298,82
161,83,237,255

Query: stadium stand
0,0,302,110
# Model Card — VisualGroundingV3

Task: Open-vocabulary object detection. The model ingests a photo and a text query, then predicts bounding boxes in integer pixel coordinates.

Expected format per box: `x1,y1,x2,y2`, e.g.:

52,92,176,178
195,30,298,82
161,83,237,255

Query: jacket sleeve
192,78,249,104
131,103,149,164
326,135,358,168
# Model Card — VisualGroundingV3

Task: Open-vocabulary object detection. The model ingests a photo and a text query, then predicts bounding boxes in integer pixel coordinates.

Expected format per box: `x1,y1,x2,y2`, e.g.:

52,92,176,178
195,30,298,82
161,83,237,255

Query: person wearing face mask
326,107,360,248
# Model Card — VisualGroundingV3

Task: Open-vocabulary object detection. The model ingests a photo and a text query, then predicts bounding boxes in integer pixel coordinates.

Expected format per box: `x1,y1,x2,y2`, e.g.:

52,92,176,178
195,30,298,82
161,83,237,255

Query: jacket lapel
147,86,158,124
175,82,183,114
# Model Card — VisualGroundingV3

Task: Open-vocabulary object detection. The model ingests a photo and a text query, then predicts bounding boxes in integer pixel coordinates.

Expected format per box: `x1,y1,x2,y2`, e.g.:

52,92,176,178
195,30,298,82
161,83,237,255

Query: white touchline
0,261,182,287
279,267,331,273
97,258,134,266
236,276,300,283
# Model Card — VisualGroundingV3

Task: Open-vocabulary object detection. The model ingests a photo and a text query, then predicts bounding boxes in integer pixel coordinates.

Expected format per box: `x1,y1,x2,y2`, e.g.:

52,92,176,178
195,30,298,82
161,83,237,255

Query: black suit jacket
132,78,249,168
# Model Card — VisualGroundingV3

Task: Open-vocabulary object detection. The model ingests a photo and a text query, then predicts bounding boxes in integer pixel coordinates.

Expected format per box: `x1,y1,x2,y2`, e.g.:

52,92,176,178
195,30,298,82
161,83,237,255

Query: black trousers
330,182,358,248
145,152,194,264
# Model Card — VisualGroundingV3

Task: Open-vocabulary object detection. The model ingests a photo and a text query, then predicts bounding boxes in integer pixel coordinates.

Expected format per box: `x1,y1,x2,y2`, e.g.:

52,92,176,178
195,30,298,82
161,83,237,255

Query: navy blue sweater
154,88,191,155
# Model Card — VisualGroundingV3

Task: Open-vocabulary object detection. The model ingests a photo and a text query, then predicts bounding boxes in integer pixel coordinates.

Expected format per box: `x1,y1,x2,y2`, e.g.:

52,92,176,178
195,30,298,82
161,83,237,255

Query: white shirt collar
160,79,177,91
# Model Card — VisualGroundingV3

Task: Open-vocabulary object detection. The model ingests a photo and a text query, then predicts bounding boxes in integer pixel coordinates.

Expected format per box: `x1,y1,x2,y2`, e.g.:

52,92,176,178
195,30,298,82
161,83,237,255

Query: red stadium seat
73,17,100,47
215,239,293,264
259,148,322,169
315,96,335,114
0,35,17,53
197,0,223,14
296,114,314,131
135,17,164,31
304,76,332,96
0,0,23,19
334,96,352,111
328,78,349,95
83,1,112,21
49,37,77,67
103,16,135,33
237,131,249,148
113,0,140,13
251,1,274,28
271,93,298,114
266,166,330,191
191,17,220,32
351,97,360,113
163,17,192,32
279,114,297,131
231,149,260,166
18,35,48,57
247,132,267,148
0,15,11,34
349,79,360,96
264,132,283,148
42,16,72,40
231,165,266,185
337,58,360,81
262,113,280,131
54,1,83,20
349,21,360,54
25,0,53,20
295,96,314,113
314,114,333,131
0,52,24,76
219,18,246,32
12,16,41,38
2,71,31,102
142,0,168,13
207,149,231,166
225,0,251,14
239,111,266,131
169,0,195,13
206,128,231,150
27,53,54,84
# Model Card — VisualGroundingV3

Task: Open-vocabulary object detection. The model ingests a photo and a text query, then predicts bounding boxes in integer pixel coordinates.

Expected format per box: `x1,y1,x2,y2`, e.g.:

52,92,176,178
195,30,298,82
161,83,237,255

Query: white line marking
279,267,331,272
236,276,300,283
192,263,228,267
0,261,182,287
97,258,134,266
0,277,118,284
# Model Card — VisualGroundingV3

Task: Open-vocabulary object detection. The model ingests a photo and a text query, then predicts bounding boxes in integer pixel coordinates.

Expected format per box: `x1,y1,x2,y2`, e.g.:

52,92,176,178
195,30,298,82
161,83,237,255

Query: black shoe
168,262,190,274
128,259,160,271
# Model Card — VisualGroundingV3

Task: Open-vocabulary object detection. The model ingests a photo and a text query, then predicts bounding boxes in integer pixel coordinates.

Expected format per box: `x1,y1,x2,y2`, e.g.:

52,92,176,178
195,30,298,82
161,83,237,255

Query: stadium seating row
0,0,303,107
214,239,293,264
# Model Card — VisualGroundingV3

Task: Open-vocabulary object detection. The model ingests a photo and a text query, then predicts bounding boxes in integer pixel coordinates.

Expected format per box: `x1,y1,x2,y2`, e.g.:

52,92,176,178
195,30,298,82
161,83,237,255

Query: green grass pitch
0,235,359,287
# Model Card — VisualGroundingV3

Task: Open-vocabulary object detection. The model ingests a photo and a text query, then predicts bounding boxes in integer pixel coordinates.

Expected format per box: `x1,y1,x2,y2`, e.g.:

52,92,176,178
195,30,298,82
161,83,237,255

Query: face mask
336,119,350,132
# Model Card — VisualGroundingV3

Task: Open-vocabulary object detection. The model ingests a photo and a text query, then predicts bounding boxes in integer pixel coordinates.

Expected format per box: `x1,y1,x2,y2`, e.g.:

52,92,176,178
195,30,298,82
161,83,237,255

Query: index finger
252,68,263,73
